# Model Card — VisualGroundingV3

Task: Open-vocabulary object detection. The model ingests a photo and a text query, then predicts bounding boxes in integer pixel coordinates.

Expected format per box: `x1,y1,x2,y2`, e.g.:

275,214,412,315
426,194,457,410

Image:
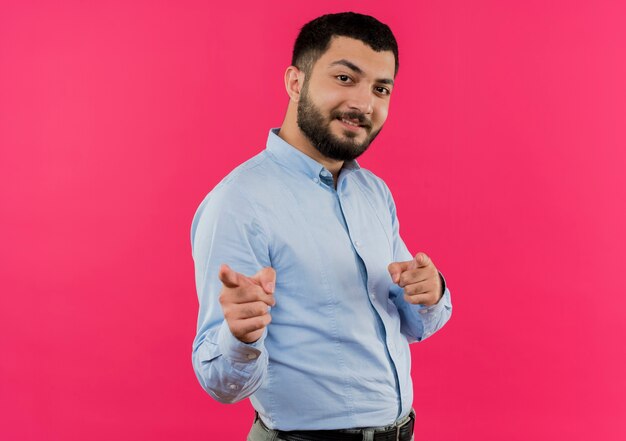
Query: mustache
331,110,372,129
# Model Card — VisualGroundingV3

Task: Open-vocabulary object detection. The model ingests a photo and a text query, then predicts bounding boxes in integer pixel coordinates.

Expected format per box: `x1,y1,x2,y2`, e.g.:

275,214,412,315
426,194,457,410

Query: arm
389,270,452,343
384,185,453,343
190,184,272,403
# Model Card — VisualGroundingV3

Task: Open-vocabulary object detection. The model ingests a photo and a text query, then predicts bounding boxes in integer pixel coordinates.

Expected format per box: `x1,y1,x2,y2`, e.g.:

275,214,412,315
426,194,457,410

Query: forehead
312,36,396,79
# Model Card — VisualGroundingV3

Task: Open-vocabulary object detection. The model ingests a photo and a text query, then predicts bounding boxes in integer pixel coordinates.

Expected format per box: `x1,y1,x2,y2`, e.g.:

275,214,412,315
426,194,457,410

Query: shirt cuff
217,321,266,363
417,285,452,315
415,275,452,340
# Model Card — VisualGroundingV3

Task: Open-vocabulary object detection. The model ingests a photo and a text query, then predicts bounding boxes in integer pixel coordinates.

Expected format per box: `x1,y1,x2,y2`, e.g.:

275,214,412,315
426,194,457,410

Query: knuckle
249,304,265,317
399,273,409,286
241,321,257,335
243,285,259,297
404,293,418,304
249,305,261,317
254,316,268,330
222,306,234,320
427,280,436,293
263,314,272,326
218,291,228,305
229,322,243,337
240,305,253,317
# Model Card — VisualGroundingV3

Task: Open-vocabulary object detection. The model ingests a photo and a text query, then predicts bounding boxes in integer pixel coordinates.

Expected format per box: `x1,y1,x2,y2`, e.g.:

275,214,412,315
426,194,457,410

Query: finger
387,261,412,284
229,284,275,306
225,301,271,320
414,252,432,268
257,292,276,307
234,315,272,338
404,280,431,297
218,264,244,288
252,266,276,295
399,268,430,287
231,281,276,306
403,291,438,306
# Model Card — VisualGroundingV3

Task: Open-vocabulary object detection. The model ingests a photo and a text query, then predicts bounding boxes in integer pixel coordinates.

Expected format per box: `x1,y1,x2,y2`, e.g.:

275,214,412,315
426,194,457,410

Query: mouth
336,116,370,132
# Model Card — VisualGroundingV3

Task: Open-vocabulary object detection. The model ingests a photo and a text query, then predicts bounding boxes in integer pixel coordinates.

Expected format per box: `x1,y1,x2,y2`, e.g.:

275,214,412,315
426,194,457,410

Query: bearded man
191,12,453,441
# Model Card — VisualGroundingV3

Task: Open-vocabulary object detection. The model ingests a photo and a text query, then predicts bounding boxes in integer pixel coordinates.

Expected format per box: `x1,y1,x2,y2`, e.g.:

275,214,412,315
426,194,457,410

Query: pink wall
1,1,625,439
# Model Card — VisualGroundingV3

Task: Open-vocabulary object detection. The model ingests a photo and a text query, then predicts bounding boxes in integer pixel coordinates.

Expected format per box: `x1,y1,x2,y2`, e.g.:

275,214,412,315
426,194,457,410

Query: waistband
256,410,415,441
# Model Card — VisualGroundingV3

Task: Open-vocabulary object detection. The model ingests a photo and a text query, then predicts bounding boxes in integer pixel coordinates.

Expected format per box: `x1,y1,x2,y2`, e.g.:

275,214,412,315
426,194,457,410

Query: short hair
292,12,399,77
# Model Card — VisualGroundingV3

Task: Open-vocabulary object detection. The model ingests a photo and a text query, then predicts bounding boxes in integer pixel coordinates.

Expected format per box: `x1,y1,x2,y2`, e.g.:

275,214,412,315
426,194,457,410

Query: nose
346,84,374,115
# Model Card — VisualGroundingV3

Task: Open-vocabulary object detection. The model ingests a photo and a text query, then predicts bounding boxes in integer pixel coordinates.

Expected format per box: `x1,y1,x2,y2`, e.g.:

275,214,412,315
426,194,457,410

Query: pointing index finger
414,252,431,268
388,261,411,284
219,264,243,288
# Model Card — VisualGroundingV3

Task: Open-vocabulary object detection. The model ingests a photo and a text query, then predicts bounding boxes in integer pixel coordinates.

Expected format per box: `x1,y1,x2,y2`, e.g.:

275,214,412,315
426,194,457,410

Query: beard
296,85,383,161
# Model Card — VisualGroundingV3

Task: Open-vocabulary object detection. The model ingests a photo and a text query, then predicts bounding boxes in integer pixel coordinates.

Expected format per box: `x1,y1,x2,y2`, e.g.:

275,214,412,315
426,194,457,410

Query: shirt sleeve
190,181,272,403
383,183,453,343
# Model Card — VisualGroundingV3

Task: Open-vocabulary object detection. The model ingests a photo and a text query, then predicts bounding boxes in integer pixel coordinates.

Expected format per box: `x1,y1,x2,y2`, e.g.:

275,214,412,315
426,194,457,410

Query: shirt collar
265,128,360,181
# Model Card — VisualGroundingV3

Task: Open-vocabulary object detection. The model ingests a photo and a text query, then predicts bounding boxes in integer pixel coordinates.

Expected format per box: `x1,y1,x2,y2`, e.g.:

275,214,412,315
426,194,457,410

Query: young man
191,12,452,441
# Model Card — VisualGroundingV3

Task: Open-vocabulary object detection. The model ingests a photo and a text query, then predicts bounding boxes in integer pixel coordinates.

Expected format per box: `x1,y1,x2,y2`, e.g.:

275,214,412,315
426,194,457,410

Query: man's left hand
388,252,443,306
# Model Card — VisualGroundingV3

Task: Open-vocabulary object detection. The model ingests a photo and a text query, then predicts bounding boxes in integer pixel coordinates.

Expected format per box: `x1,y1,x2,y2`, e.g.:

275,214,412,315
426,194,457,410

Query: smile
338,117,365,131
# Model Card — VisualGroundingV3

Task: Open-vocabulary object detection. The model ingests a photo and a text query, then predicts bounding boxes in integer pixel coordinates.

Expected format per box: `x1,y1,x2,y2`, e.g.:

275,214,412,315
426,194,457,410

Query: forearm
392,272,453,342
192,321,268,403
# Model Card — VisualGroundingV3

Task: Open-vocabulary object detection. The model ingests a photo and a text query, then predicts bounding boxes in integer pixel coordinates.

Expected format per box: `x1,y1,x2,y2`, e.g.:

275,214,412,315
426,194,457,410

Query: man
191,12,452,441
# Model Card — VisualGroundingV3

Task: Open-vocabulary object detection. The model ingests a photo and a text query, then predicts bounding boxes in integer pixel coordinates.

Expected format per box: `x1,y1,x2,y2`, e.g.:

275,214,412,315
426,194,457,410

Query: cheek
374,105,389,126
308,80,344,111
322,93,348,113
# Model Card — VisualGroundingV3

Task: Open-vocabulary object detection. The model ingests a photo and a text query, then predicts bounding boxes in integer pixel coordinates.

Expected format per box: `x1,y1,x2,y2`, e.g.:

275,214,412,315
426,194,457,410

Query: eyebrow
329,59,394,86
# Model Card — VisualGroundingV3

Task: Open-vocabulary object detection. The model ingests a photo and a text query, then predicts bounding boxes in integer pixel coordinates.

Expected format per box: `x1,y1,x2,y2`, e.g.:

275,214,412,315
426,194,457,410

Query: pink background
1,1,625,440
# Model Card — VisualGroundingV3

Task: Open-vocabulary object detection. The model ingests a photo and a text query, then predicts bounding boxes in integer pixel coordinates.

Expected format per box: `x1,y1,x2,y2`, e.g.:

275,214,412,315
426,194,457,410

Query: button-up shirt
191,128,452,431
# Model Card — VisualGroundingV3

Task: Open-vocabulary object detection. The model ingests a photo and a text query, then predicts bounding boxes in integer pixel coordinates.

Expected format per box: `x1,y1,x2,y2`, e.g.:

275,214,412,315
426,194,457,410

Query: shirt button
419,309,428,314
228,384,238,390
247,353,257,360
313,177,319,183
354,240,361,247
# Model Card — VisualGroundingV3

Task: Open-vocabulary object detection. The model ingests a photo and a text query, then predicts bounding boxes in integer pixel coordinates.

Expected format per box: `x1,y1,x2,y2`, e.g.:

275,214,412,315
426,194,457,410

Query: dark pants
247,411,415,441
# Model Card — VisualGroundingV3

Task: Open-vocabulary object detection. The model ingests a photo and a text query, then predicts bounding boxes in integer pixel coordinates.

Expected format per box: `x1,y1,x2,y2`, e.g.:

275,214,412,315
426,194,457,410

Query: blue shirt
191,129,452,431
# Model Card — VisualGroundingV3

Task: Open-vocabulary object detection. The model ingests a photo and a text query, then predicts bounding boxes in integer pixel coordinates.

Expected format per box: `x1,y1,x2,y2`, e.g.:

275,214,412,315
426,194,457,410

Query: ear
284,66,305,102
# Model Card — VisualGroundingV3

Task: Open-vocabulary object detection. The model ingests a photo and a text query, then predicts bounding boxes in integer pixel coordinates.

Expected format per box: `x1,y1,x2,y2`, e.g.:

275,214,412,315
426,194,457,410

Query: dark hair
292,12,399,76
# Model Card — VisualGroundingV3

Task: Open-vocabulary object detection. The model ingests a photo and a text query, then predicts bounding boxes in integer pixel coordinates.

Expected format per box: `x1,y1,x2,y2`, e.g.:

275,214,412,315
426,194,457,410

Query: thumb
414,252,431,268
218,264,243,288
387,260,411,284
252,266,276,294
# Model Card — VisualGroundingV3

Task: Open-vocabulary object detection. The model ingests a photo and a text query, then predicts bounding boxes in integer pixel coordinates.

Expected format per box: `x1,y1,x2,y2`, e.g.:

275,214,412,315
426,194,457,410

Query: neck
278,103,344,183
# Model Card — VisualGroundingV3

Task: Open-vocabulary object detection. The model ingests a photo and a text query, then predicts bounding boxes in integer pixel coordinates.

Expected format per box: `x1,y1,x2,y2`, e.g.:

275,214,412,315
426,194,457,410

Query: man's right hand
218,264,276,344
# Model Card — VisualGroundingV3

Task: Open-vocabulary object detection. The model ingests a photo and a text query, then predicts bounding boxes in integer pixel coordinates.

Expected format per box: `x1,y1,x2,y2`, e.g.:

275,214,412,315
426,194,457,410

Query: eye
336,74,352,83
375,86,391,96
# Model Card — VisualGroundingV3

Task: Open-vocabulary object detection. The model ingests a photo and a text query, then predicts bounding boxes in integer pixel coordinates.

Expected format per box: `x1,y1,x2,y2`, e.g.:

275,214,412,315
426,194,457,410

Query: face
296,37,396,161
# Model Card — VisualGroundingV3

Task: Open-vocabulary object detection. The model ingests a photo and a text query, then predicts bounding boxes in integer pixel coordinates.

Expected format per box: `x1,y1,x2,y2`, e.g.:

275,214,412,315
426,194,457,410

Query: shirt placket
335,176,405,419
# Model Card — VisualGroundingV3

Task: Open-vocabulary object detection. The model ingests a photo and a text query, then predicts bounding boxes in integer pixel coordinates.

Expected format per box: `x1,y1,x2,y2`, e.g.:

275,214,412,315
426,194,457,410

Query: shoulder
198,151,278,208
351,167,393,199
191,152,277,239
216,152,273,192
